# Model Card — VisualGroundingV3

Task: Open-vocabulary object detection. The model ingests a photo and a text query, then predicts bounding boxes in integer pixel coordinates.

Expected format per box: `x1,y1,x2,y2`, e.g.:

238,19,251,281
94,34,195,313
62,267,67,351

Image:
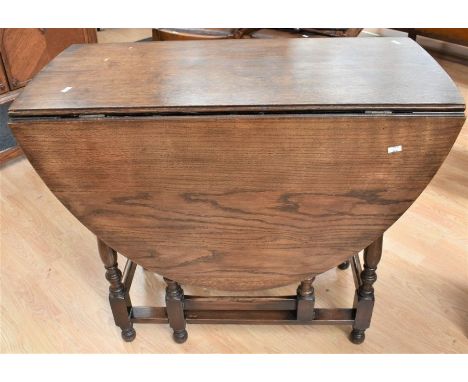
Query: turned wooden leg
338,260,350,270
296,277,316,321
97,238,136,342
350,235,383,344
164,278,188,343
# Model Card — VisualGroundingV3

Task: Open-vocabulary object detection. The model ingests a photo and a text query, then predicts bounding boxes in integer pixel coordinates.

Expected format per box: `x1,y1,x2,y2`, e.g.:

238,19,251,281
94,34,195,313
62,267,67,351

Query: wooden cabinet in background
395,28,468,47
0,28,97,161
0,59,9,94
152,28,363,41
0,28,97,90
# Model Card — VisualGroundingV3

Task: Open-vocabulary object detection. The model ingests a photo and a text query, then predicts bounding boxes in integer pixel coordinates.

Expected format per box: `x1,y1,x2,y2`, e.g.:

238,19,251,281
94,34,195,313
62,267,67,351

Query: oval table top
9,37,464,117
9,38,465,291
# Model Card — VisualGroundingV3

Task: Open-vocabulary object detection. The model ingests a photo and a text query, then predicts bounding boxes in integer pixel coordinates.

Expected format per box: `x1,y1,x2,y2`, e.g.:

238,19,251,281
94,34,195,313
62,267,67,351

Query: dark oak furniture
9,38,465,345
152,28,362,41
0,28,97,161
395,28,468,47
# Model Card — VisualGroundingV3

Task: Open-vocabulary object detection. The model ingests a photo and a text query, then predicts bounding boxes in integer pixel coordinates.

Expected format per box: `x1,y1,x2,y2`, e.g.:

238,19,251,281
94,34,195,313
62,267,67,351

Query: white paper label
388,145,403,154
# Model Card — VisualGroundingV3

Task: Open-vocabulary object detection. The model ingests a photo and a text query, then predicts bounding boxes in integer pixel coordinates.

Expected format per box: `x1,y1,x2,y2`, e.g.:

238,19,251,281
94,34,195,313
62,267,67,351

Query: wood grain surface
11,114,464,290
2,42,467,354
0,28,97,91
9,37,465,116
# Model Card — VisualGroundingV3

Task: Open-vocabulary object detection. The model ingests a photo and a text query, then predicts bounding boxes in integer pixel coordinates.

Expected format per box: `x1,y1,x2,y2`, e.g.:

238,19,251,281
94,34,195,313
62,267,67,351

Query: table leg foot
296,277,316,321
98,238,135,343
338,260,350,270
164,278,188,344
173,329,188,344
350,235,383,345
349,328,366,344
121,326,136,342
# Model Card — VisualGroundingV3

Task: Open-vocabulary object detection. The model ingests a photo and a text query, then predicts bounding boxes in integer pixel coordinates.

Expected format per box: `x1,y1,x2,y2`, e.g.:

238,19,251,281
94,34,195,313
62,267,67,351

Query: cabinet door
0,57,9,94
0,28,96,90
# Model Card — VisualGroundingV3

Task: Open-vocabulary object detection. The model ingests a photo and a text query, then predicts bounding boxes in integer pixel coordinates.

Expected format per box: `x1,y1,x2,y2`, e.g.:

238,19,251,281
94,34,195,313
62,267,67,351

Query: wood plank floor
0,50,467,354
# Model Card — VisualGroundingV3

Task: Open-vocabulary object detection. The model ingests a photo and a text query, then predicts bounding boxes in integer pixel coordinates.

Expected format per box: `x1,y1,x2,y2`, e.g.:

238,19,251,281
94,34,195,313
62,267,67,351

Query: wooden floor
1,35,467,353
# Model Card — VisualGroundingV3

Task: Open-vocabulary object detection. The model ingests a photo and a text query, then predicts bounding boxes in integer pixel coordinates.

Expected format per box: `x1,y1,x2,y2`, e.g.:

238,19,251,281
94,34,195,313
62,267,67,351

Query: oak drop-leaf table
9,38,465,344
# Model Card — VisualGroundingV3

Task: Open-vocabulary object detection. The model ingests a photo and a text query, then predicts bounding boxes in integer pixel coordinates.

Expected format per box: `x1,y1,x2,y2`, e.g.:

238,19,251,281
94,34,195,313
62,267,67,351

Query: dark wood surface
350,236,383,344
102,243,374,344
183,295,298,311
151,28,362,42
11,114,464,290
396,28,468,47
131,307,355,325
153,28,242,41
10,37,464,117
164,278,188,343
97,238,135,341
